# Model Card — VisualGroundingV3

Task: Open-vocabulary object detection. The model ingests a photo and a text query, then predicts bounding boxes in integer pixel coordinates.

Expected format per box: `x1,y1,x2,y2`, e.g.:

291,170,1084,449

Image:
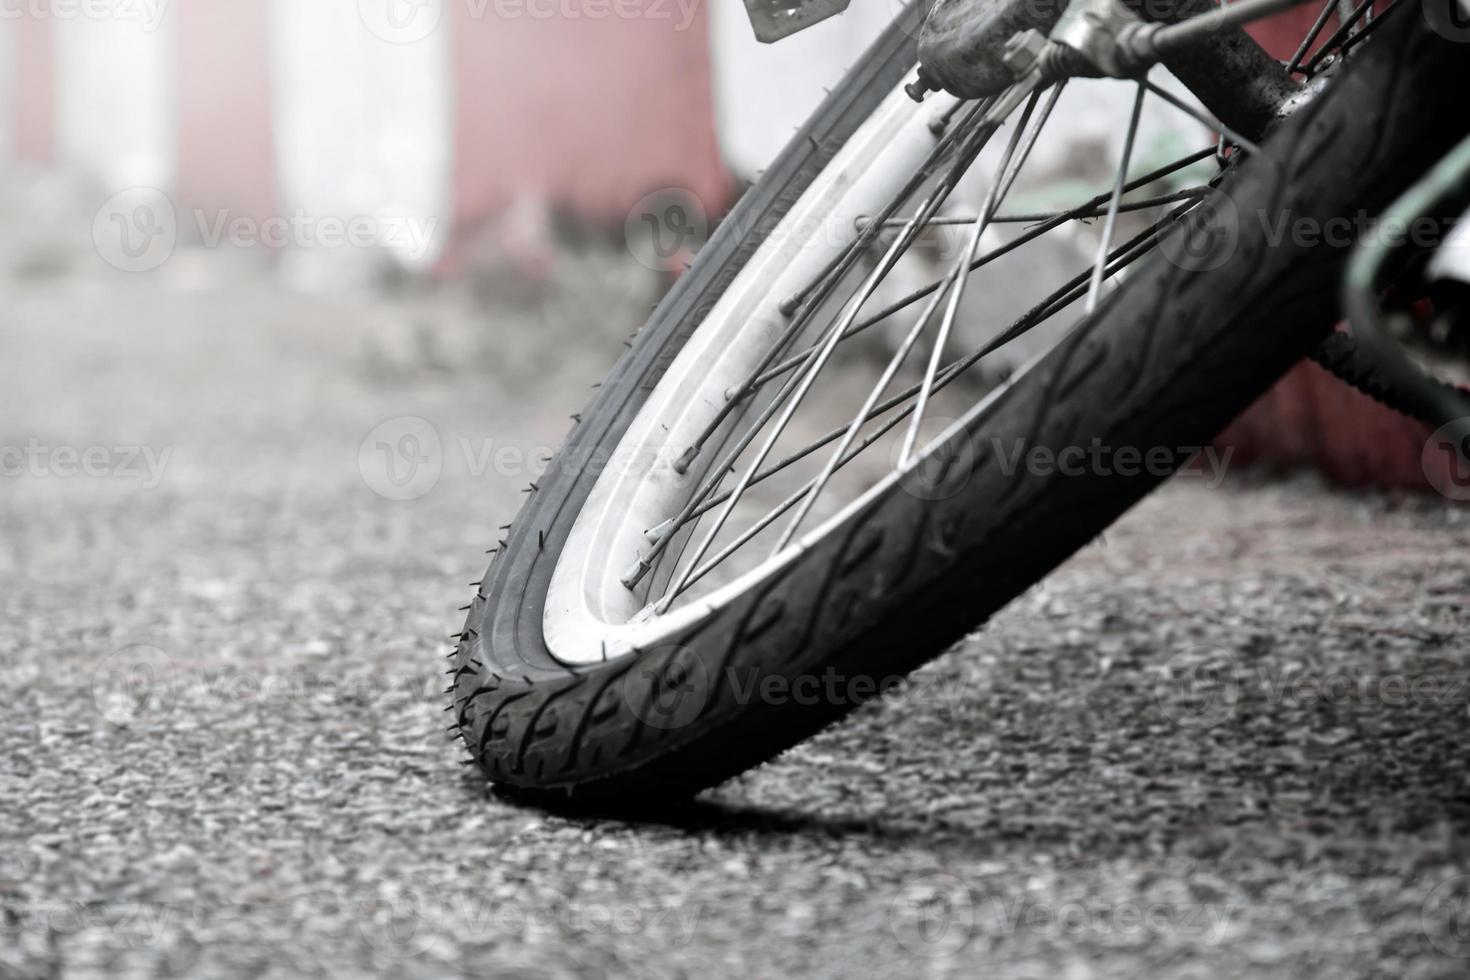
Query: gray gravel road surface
2,271,1469,979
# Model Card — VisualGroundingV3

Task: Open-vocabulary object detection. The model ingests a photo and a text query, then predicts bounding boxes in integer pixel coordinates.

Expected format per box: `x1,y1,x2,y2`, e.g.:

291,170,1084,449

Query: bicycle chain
1308,330,1470,424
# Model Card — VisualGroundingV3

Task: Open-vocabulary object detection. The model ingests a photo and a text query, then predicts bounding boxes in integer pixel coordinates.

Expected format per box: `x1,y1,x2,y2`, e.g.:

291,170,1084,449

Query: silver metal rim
545,81,962,665
539,0,1383,666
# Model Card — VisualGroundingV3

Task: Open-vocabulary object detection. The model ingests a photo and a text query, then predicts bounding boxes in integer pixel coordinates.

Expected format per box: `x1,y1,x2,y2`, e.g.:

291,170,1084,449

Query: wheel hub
917,0,1301,141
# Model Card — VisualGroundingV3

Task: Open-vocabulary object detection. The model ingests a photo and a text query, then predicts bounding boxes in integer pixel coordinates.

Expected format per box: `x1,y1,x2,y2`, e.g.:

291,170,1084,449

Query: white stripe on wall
267,0,452,284
52,8,177,192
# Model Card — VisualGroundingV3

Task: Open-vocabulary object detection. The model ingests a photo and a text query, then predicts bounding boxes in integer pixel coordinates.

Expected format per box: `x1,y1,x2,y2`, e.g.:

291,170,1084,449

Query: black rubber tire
449,3,1470,805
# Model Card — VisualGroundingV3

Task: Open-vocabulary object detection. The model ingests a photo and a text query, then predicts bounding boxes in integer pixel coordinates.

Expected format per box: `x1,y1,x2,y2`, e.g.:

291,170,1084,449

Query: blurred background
0,2,905,448
0,0,884,288
0,0,1440,489
3,5,1469,977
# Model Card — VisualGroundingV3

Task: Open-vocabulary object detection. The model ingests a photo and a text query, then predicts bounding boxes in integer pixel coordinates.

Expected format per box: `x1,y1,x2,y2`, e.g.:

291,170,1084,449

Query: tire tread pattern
450,9,1470,803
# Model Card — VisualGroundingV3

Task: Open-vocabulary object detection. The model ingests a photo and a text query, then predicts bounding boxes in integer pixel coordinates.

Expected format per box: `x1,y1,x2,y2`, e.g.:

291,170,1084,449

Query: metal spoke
661,204,1187,599
622,13,1307,615
748,147,1219,397
626,0,1379,621
651,82,1038,609
928,98,971,136
626,88,1024,595
1288,0,1342,73
1302,0,1375,73
998,188,1209,223
1334,0,1402,60
778,99,992,318
764,240,959,555
621,156,960,588
1086,80,1148,315
776,84,1058,552
651,200,1194,561
1141,79,1261,157
672,99,994,477
986,82,1067,212
871,188,1209,227
900,82,1064,467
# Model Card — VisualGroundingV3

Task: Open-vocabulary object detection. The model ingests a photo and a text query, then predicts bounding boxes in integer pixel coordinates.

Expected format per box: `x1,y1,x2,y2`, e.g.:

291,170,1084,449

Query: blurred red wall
1219,7,1447,494
176,0,276,221
13,14,53,162
449,0,732,234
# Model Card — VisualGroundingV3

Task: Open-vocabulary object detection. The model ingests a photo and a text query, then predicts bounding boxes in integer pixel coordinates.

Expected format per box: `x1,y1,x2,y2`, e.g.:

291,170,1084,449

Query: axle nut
1001,29,1048,78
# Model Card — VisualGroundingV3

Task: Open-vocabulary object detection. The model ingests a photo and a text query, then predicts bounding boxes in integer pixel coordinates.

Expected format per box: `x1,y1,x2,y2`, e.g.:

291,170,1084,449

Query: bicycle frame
750,0,1311,141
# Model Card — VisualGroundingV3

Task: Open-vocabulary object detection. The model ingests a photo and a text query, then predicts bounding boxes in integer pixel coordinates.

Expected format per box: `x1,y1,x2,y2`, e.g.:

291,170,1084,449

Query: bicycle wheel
448,1,1470,803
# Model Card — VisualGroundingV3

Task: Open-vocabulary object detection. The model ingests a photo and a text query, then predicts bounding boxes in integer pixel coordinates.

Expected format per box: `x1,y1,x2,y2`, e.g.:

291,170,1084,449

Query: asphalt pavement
3,264,1469,979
